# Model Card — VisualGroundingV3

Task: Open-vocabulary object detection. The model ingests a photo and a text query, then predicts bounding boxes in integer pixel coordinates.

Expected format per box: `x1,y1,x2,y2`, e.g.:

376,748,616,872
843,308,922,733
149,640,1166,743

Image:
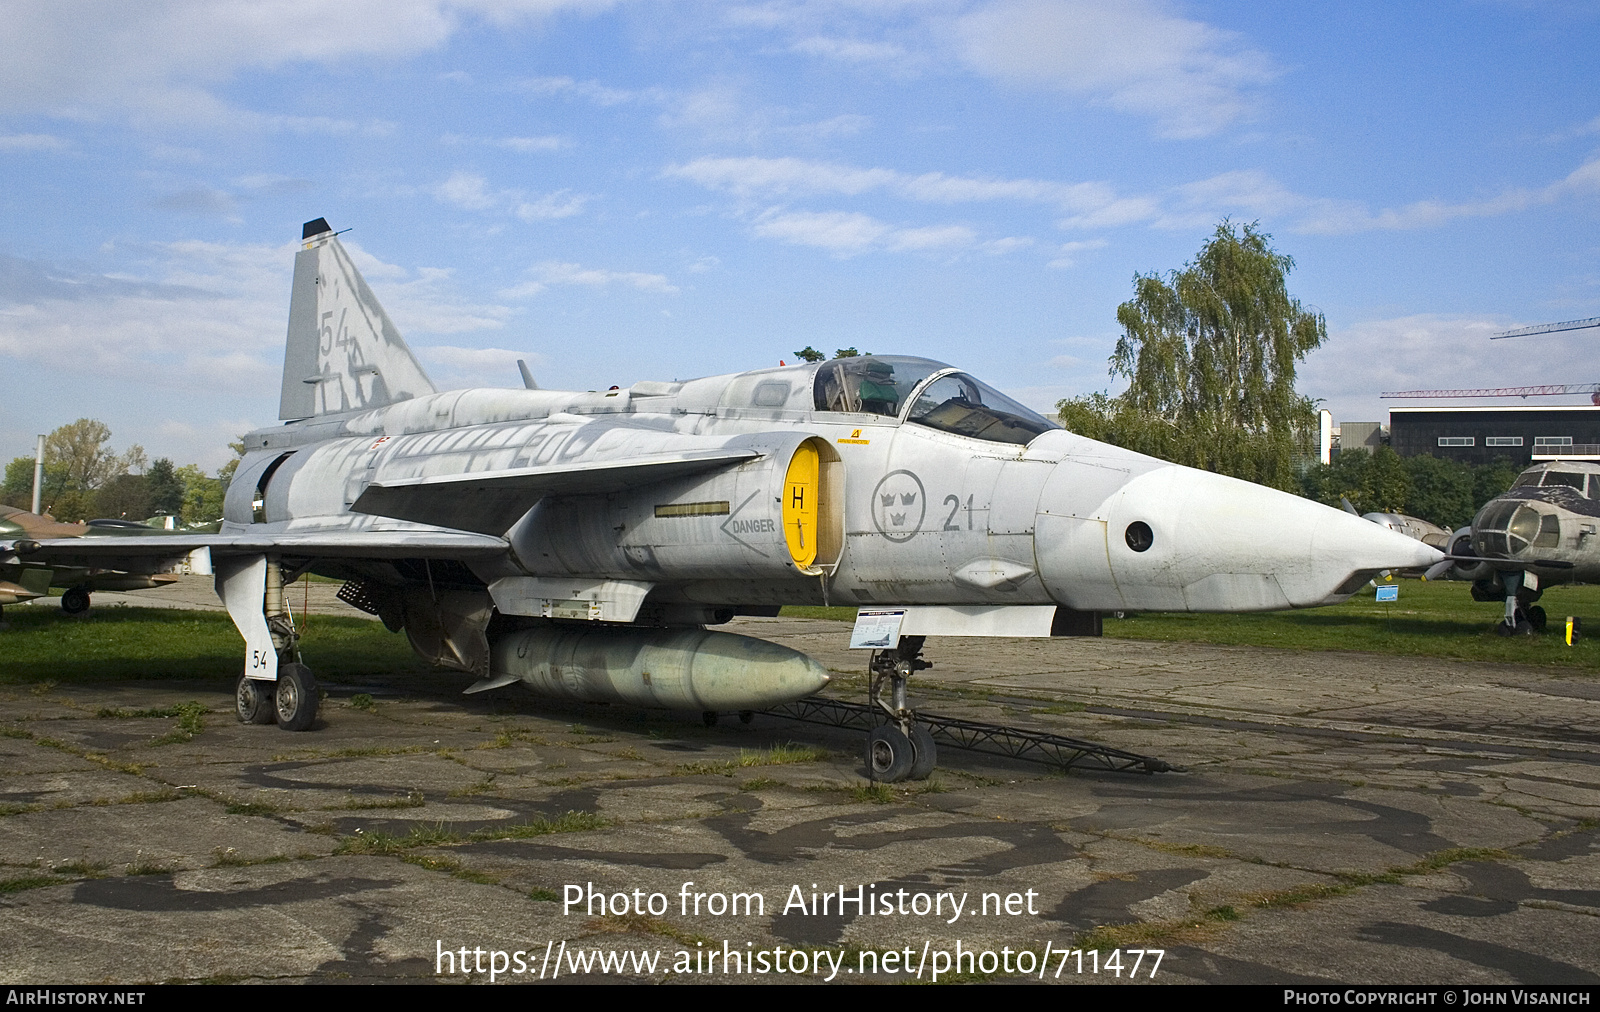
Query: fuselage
225,355,1439,617
1455,460,1600,583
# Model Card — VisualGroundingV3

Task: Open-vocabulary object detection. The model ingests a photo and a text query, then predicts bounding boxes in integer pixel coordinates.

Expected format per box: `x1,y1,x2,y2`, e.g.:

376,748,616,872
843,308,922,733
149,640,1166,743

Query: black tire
60,587,91,615
908,725,937,780
1528,605,1548,631
866,725,914,783
738,710,754,725
274,663,319,732
236,673,276,725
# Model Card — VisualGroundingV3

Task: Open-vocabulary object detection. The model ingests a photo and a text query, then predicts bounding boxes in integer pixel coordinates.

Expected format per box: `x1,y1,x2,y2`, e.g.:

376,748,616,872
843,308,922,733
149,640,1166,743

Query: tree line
1,419,241,525
1057,220,1520,531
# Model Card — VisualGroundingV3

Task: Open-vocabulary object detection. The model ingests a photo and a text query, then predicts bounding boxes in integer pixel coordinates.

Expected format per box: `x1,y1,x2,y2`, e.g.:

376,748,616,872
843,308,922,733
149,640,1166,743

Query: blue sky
2,0,1598,470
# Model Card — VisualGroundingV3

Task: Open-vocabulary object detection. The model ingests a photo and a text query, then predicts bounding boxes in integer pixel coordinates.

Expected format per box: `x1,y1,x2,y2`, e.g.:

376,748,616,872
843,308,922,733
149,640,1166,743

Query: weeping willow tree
1058,221,1326,491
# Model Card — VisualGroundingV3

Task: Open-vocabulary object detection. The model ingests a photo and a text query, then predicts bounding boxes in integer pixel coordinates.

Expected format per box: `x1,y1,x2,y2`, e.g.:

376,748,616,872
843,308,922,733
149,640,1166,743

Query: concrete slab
0,616,1597,984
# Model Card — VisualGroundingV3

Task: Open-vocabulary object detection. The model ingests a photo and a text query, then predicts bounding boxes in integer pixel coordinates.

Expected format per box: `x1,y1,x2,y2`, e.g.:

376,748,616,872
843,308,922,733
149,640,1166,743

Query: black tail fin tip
302,218,333,240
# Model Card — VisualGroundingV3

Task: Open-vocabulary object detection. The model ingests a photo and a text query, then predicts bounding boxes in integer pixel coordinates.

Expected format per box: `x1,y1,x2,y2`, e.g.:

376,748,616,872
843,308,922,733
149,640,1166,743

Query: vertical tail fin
279,218,436,420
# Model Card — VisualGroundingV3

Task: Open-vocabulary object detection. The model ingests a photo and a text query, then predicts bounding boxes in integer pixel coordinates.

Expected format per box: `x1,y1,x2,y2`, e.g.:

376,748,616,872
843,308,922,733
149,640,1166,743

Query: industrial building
1386,405,1600,466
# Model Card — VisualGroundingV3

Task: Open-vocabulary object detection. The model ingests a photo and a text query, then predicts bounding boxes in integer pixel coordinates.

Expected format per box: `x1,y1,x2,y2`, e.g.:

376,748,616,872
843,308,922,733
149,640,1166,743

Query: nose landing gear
865,636,937,782
1494,571,1547,637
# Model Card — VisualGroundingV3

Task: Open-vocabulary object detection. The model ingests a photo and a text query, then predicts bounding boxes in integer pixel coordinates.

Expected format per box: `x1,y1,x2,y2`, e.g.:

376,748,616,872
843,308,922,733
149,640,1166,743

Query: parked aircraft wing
4,530,509,567
349,448,762,535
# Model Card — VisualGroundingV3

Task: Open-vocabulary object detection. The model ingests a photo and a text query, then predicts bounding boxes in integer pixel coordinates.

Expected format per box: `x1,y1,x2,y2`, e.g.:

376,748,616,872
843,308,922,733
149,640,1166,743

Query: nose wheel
1496,573,1547,636
865,636,937,783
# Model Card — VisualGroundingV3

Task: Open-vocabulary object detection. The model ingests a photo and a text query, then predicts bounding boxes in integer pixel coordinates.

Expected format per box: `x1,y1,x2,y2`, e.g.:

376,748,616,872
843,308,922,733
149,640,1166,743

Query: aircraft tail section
279,218,436,420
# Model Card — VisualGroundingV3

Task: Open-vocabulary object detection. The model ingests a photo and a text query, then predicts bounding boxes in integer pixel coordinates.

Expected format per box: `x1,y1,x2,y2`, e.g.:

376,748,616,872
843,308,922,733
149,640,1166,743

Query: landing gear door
215,554,278,682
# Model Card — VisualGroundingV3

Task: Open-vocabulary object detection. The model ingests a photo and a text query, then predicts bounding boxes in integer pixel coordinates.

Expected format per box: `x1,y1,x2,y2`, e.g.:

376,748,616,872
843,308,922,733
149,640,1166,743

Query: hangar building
1388,405,1600,466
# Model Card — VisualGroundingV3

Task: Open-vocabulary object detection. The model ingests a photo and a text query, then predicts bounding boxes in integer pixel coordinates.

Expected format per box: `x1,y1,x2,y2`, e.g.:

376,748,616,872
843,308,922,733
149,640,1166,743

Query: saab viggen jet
0,218,1441,779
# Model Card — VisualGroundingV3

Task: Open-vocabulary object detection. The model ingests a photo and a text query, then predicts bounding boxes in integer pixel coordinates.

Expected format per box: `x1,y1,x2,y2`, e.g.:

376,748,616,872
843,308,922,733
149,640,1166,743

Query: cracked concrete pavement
1,606,1598,984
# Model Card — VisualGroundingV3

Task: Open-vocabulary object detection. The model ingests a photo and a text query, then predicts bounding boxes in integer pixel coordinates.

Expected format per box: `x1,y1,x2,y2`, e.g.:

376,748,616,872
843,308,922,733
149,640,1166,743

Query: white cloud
0,133,67,151
790,35,908,63
669,156,896,197
434,170,593,222
436,171,501,210
0,241,290,395
980,236,1034,255
1046,238,1106,268
751,210,890,253
1163,157,1600,235
416,344,543,388
751,209,978,256
0,1,615,125
150,186,238,217
1299,313,1600,424
674,150,1600,244
501,260,677,298
499,135,570,152
885,223,976,250
952,0,1277,138
515,190,588,220
516,74,641,106
0,238,509,403
1294,157,1600,234
441,132,572,151
666,155,1155,227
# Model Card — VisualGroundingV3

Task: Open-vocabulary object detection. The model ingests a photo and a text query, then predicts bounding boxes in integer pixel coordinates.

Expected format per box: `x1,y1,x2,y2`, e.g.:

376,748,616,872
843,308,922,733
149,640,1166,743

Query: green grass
7,583,1596,690
0,607,430,684
333,811,608,855
788,581,1600,671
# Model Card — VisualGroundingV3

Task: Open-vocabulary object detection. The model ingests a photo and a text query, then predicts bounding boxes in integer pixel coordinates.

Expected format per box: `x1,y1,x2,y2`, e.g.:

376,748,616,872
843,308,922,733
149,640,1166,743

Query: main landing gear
865,636,937,783
60,587,91,615
232,556,319,732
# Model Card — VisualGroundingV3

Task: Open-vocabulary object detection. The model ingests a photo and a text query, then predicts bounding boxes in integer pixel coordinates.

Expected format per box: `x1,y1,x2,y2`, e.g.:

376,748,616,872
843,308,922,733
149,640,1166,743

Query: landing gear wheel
702,711,718,727
60,588,91,615
1528,605,1548,631
738,710,754,725
236,673,276,725
866,725,914,783
274,663,319,731
908,725,937,780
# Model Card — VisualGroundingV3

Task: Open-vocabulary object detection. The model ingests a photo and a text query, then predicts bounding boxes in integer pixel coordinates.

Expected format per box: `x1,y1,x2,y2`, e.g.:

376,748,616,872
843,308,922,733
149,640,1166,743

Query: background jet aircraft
0,505,207,615
1360,511,1451,550
1,219,1441,779
1427,460,1600,634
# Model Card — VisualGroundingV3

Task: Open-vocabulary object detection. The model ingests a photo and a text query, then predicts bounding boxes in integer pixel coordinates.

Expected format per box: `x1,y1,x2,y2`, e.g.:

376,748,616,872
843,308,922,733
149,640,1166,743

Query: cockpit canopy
1512,466,1594,498
1473,499,1561,557
811,355,1059,446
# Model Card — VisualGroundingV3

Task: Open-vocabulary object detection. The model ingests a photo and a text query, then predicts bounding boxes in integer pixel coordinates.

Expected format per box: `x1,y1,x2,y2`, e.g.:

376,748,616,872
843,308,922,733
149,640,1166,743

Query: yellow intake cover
783,442,819,568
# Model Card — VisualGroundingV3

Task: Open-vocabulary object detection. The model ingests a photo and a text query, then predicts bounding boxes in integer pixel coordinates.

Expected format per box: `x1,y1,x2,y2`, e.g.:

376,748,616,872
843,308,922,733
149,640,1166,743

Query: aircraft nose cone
1131,467,1442,609
1037,458,1444,612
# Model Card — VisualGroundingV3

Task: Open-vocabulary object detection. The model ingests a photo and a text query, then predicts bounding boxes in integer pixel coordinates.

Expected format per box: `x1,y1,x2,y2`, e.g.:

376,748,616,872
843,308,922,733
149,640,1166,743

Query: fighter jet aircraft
1426,460,1600,635
0,505,206,616
0,218,1440,777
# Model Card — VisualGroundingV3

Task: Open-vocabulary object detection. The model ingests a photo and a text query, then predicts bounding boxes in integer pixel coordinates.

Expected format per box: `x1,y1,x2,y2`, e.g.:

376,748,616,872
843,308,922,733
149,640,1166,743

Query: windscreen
906,372,1059,445
1544,471,1588,494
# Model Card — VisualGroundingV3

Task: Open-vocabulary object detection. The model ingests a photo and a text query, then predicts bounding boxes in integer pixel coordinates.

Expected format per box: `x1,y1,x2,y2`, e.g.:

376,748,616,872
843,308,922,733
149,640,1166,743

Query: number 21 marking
943,494,974,531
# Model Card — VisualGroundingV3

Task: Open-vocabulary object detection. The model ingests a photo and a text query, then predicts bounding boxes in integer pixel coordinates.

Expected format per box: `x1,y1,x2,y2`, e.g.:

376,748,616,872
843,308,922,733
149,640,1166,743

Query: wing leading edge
349,448,761,535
